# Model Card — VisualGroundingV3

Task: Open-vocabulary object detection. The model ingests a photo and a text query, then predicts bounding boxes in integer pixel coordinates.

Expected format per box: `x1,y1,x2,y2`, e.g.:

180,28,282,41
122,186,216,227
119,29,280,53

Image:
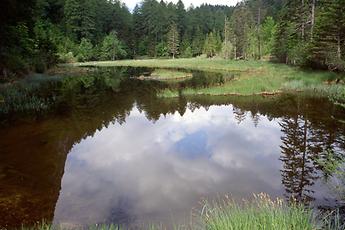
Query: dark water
0,67,345,228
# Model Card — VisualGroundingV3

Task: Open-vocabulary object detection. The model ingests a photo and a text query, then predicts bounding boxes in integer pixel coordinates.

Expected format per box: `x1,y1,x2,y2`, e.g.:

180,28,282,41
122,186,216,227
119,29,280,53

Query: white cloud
124,0,241,11
53,104,284,226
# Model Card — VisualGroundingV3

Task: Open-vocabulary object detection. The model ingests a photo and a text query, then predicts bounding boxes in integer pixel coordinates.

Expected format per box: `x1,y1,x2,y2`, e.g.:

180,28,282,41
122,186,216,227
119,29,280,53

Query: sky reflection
53,104,284,226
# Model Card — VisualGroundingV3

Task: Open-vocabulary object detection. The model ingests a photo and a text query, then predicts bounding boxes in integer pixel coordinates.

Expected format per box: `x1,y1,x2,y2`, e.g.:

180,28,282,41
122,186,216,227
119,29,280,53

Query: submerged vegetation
0,68,125,119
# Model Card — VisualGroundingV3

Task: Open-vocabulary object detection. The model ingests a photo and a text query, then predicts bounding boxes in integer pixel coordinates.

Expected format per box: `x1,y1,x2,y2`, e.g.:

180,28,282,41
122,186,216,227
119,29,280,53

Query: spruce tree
310,0,345,70
64,0,82,41
167,23,179,58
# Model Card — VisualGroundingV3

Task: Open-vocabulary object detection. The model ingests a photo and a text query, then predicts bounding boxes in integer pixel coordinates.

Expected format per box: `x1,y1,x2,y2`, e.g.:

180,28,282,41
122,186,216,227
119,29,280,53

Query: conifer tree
310,0,345,70
167,23,179,58
64,0,82,41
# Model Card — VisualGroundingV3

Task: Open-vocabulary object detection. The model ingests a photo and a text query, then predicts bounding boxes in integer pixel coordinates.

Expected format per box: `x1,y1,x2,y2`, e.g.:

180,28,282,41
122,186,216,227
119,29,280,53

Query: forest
1,0,345,78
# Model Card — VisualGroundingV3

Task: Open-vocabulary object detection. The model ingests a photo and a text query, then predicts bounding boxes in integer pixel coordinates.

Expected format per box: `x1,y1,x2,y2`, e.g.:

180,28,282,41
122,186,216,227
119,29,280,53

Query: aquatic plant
0,70,125,118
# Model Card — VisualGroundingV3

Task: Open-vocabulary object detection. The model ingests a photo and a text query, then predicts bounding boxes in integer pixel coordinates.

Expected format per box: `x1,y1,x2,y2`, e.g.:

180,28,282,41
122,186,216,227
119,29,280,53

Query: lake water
0,68,344,228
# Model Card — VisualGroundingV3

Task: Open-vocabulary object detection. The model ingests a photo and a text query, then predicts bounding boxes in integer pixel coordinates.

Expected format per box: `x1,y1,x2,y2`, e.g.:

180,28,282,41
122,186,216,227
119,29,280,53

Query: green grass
69,58,344,101
202,193,315,230
69,58,271,72
147,69,192,80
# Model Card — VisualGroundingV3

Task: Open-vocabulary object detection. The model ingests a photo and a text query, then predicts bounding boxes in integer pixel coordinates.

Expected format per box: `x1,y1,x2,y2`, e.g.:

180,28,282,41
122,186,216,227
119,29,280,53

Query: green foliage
309,0,345,71
229,4,254,59
2,0,345,77
0,69,125,116
191,27,205,57
100,32,127,61
1,23,35,72
64,0,82,41
202,194,316,230
203,31,221,58
261,17,277,57
220,41,234,59
182,46,193,58
77,38,94,62
167,23,180,58
33,20,61,71
155,42,169,57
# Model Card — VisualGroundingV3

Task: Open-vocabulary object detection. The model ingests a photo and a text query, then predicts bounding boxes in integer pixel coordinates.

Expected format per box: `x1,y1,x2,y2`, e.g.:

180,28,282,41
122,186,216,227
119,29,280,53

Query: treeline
1,0,132,76
1,0,345,77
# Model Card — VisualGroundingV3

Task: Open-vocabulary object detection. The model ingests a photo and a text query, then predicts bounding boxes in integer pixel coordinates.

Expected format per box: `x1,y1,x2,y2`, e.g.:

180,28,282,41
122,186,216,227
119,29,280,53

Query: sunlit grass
148,69,192,80
201,193,315,230
70,58,271,72
74,58,344,99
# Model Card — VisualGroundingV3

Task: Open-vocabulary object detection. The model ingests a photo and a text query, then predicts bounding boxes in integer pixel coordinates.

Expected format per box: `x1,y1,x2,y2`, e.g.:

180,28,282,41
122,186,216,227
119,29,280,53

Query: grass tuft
201,193,316,230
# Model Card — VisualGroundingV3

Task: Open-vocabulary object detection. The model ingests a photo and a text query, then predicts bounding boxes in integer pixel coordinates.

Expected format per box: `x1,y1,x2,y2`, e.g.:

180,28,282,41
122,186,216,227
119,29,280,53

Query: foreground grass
202,193,315,230
20,194,344,230
70,58,344,103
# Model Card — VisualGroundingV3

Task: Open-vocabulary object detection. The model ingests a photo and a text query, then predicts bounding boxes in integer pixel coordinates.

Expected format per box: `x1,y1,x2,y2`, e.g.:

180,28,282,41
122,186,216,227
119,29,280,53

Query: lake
0,67,344,228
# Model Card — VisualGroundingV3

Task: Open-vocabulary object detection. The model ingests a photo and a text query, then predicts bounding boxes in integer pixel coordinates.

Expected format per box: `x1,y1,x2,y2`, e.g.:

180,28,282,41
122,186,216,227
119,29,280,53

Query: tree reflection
279,110,345,204
279,116,317,203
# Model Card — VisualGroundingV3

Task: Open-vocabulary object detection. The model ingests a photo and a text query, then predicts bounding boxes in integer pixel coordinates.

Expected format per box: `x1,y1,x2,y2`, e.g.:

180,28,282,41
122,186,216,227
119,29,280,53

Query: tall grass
201,193,315,230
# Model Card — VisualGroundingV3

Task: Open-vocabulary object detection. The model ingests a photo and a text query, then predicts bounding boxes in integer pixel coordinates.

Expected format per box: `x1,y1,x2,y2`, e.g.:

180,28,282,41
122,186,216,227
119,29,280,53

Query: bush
182,46,193,58
77,38,94,62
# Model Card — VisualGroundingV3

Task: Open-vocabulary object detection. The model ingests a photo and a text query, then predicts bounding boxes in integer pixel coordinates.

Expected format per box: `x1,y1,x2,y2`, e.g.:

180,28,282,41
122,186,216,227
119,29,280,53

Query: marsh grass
0,74,61,115
0,71,124,117
148,69,192,80
201,193,315,230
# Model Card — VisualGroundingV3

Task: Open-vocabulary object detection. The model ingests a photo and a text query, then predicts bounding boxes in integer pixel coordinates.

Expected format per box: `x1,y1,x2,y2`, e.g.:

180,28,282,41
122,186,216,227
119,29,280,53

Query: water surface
0,68,344,228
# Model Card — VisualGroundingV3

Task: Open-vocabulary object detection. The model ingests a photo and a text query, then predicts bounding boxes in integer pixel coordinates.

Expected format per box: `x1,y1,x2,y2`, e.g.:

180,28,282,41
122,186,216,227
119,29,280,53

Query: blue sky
125,0,241,11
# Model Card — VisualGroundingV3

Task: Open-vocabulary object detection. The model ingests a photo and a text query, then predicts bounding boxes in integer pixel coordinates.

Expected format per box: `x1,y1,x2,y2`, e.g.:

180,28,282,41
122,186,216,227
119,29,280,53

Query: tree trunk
311,0,316,39
257,7,261,59
337,35,341,59
301,0,305,40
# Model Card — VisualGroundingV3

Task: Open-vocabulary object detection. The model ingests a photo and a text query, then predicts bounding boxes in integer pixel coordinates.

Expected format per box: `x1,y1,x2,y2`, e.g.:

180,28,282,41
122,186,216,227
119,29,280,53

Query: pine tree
191,27,204,56
310,0,345,70
64,0,82,41
167,23,179,58
80,0,96,42
203,31,218,58
221,17,233,59
176,0,186,38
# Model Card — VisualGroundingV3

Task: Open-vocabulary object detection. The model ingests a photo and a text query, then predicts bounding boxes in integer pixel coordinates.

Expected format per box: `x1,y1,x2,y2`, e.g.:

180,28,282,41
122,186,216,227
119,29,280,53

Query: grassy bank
70,58,271,72
20,194,344,230
142,69,192,80
69,58,345,104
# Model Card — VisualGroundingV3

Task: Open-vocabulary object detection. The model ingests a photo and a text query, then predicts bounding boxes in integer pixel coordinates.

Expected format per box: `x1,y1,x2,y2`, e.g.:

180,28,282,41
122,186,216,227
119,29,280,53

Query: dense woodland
1,0,345,77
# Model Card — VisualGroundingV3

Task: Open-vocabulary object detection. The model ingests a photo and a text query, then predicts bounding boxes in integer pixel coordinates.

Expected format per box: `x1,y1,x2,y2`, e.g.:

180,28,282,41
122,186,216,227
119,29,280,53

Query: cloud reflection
53,104,283,226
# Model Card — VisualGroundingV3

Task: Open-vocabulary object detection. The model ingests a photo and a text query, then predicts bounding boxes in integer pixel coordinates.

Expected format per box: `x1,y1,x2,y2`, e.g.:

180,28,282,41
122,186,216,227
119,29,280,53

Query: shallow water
0,68,344,228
